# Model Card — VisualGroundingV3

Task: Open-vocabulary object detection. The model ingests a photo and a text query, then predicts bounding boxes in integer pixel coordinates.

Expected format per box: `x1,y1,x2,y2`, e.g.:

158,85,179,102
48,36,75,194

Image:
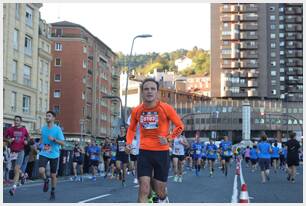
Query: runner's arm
126,108,138,145
167,105,184,140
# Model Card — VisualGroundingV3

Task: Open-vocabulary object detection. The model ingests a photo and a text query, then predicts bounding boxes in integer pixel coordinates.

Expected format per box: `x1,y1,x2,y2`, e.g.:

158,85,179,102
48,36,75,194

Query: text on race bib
140,112,159,130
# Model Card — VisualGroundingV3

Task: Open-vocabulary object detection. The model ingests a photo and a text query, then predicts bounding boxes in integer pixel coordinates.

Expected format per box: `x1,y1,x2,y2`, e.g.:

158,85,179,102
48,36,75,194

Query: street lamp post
124,34,152,123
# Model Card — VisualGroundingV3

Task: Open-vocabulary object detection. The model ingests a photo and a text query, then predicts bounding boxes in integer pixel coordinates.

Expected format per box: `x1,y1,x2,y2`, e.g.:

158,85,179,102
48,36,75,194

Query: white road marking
134,185,139,188
231,174,238,203
78,194,111,203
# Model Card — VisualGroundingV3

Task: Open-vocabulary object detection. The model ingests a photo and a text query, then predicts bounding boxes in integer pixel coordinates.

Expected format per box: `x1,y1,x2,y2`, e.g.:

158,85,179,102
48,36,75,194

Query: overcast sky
40,3,211,55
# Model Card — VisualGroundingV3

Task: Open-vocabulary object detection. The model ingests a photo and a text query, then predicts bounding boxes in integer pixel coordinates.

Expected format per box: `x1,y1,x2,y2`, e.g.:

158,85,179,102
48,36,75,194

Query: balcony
240,71,248,77
285,8,295,15
221,62,239,69
225,81,232,87
296,68,303,75
240,32,258,40
285,25,296,32
240,51,258,59
296,42,303,49
221,52,239,59
285,16,296,23
220,5,239,13
240,41,258,49
247,80,258,87
240,14,258,21
239,4,258,13
248,89,259,97
240,23,258,30
240,60,258,68
248,71,259,78
296,25,302,31
221,15,239,22
296,16,302,23
296,33,302,40
295,7,302,14
297,79,303,84
231,92,248,97
221,33,239,40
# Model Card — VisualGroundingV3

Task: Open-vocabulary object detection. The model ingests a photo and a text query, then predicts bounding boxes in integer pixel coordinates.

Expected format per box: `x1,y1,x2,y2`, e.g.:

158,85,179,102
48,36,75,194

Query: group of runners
4,78,302,203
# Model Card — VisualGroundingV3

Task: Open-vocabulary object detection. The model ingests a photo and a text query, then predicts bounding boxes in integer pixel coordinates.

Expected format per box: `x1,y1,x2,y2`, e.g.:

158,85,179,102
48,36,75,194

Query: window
270,61,276,66
271,42,276,48
15,4,20,19
271,71,276,76
24,35,32,56
55,43,62,51
39,79,43,92
279,33,285,38
280,50,285,55
25,5,33,27
279,24,284,29
23,65,31,87
22,95,31,113
55,28,62,37
280,41,285,47
271,80,277,85
280,68,285,72
54,74,61,82
279,16,284,21
54,90,61,98
55,58,61,66
270,24,276,30
270,52,276,57
270,33,276,39
83,46,87,53
83,60,87,68
53,106,60,114
44,81,48,94
269,6,275,11
270,15,276,20
13,29,19,49
11,91,17,112
12,60,17,81
39,98,42,112
279,7,284,12
280,76,285,81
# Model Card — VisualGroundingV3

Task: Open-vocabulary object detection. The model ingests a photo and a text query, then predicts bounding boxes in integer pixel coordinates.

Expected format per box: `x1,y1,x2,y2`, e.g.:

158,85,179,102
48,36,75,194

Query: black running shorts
258,158,270,171
38,155,59,174
137,149,170,182
172,154,185,161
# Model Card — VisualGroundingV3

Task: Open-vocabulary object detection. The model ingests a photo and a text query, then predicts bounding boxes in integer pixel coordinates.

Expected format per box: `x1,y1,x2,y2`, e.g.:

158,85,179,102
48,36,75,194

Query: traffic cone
239,183,249,203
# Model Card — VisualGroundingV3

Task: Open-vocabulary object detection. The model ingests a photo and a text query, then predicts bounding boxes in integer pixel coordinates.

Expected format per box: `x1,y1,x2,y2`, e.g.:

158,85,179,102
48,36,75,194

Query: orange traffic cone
239,183,249,203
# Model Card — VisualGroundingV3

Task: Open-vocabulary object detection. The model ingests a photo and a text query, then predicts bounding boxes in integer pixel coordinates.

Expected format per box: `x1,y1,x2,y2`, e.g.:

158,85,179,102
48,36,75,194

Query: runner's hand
125,144,132,153
48,136,55,142
24,140,28,145
158,136,168,145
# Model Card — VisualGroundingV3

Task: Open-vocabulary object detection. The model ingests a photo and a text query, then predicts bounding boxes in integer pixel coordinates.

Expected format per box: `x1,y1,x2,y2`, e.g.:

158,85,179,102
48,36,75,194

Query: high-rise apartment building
211,3,303,101
3,3,52,134
49,21,120,142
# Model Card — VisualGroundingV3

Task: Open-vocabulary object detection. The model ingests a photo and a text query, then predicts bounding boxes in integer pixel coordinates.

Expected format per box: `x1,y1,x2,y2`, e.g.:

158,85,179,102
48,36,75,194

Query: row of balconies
286,68,303,76
286,41,303,49
286,59,303,67
285,6,303,15
240,22,258,30
240,41,258,49
222,42,260,51
223,89,259,97
286,33,303,40
285,16,302,23
224,79,258,87
223,71,259,78
221,14,258,22
220,4,258,13
287,86,303,93
285,50,303,58
285,24,303,32
240,31,258,39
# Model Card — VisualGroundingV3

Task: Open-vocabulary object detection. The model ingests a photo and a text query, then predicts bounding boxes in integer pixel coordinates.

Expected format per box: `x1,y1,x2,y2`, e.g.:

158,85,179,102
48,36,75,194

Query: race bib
75,152,80,157
13,131,23,141
105,151,111,157
43,144,52,153
175,148,180,153
209,151,214,155
111,151,116,157
90,154,96,159
196,150,201,155
140,112,158,130
118,141,126,152
224,151,229,156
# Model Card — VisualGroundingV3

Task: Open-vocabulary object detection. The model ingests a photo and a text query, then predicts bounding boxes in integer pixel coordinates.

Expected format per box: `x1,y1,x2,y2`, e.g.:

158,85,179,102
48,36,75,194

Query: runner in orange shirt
126,78,184,203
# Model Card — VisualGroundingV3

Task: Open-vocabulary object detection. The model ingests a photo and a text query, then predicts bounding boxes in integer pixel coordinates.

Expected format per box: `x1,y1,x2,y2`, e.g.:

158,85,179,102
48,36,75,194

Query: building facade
3,3,52,135
211,3,303,101
49,21,119,143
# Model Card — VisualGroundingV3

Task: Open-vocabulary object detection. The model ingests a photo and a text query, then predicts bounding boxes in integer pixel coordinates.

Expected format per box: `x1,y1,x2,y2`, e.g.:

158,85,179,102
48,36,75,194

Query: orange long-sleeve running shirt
126,101,184,151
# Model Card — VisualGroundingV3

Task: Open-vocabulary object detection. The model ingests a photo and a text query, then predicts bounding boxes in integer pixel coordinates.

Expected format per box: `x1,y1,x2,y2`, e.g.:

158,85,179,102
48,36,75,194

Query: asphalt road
3,159,303,203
